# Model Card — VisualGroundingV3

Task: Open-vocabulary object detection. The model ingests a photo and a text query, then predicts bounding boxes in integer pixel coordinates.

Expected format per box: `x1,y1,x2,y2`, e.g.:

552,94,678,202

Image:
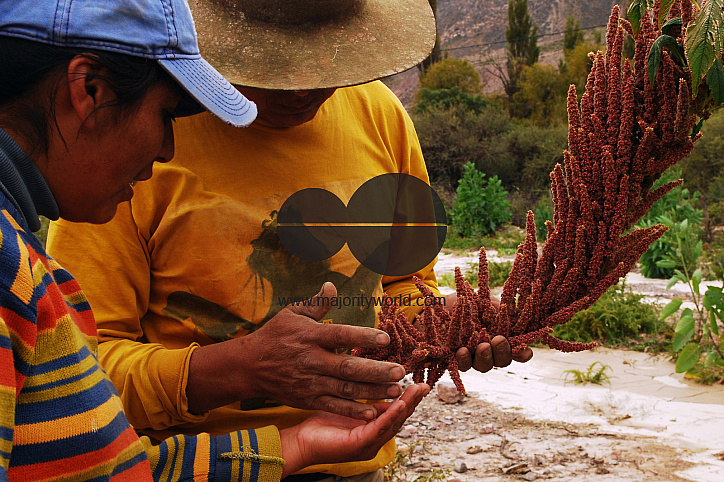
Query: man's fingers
472,342,494,373
311,395,380,421
490,335,513,367
513,346,534,363
313,322,392,351
313,374,403,402
455,347,473,372
286,282,338,320
323,353,405,383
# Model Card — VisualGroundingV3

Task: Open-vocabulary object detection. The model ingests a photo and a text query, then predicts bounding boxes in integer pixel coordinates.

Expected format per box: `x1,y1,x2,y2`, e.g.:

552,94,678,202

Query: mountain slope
386,0,617,106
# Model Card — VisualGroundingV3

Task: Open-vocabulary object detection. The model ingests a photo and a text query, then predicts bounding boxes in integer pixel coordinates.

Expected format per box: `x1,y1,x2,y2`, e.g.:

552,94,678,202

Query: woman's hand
279,383,429,477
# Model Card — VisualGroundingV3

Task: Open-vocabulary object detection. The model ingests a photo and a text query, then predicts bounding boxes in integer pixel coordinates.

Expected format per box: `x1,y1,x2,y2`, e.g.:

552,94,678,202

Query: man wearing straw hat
48,0,531,480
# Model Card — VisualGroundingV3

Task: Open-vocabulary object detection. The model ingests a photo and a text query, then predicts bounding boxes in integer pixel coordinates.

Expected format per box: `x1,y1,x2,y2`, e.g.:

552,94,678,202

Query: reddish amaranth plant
356,1,707,393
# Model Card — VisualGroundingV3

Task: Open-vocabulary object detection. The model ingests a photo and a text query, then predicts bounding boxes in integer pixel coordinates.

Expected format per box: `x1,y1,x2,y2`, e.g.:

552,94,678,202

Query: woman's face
49,81,181,224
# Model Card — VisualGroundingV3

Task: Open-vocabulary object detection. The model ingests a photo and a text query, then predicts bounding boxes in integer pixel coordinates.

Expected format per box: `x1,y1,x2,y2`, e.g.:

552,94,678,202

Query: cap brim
159,57,257,127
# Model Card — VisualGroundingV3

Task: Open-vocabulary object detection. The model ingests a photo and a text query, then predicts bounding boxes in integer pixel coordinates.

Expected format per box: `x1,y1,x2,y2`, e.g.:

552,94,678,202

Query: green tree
418,0,443,72
563,15,584,51
510,63,568,124
418,57,482,95
561,41,599,95
506,0,539,65
411,103,512,192
505,0,539,112
452,162,511,237
414,87,492,115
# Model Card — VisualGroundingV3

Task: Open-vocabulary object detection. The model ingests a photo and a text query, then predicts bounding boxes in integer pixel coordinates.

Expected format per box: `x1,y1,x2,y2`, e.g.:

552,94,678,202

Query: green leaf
703,294,714,311
705,351,718,366
648,35,687,86
672,331,694,352
662,17,684,36
675,312,695,334
709,59,724,106
656,259,677,269
692,118,705,138
685,0,724,97
661,298,683,320
627,0,648,37
692,268,703,296
667,276,680,289
675,343,702,373
707,285,723,295
660,0,677,27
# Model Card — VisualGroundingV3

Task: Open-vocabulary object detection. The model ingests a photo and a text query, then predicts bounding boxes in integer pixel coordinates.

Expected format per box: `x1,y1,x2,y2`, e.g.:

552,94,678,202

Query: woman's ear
65,55,114,130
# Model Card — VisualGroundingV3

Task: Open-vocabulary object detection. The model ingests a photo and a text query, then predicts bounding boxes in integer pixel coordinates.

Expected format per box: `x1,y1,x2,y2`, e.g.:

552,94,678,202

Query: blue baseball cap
0,0,257,127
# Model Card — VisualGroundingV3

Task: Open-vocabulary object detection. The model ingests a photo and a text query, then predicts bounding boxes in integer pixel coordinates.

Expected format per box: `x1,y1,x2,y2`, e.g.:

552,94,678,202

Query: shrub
452,162,511,237
552,284,662,345
418,57,482,95
414,87,493,115
635,167,703,279
412,103,512,192
533,195,553,240
442,224,525,251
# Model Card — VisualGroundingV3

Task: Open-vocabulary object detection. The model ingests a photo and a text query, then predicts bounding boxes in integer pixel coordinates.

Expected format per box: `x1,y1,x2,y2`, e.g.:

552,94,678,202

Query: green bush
418,57,482,95
636,167,703,279
553,284,662,346
414,87,493,115
442,224,525,251
452,162,511,237
533,195,553,240
412,103,512,192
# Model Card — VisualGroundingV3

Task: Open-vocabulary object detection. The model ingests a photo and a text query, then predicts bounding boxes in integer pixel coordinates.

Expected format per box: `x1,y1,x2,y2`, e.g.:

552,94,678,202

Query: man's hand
416,292,534,373
456,335,534,372
279,383,429,478
187,282,406,420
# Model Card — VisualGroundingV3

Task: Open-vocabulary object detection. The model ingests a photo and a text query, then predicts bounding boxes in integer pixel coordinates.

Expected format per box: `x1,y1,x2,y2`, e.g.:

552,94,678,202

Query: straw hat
189,0,437,90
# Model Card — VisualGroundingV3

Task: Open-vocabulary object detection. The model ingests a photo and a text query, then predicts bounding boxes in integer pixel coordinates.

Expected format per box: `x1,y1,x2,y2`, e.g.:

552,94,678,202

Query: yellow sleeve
378,82,443,322
46,201,205,430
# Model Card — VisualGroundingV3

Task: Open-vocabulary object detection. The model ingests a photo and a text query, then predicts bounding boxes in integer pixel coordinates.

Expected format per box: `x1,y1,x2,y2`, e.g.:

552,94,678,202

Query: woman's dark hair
0,36,170,156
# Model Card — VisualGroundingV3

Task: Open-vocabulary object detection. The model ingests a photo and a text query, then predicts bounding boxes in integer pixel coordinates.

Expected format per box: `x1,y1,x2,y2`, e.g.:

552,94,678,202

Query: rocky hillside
386,0,618,106
438,0,617,48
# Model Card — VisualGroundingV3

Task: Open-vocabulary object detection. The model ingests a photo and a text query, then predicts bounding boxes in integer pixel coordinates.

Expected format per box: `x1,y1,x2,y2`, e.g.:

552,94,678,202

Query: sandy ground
392,252,724,481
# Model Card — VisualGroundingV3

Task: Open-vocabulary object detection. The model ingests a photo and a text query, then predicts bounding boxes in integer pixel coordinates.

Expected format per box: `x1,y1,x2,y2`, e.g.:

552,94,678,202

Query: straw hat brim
189,0,436,90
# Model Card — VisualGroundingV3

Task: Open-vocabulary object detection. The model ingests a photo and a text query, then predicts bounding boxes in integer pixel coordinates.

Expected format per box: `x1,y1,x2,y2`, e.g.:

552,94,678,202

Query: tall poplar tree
418,0,443,72
505,0,539,109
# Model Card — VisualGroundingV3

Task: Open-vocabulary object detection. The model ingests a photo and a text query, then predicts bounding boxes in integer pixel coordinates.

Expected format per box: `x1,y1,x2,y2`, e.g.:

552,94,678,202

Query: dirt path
392,251,724,481
395,390,700,481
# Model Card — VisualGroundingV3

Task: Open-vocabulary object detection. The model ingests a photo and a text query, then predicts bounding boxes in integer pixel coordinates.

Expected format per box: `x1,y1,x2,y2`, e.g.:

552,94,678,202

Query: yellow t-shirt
47,81,440,476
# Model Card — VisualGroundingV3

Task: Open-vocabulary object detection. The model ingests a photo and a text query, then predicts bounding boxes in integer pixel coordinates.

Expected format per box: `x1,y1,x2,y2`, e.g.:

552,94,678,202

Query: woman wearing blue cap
0,0,427,480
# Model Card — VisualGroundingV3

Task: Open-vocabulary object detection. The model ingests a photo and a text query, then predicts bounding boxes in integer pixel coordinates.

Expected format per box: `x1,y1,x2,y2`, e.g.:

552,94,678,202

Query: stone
396,429,412,439
437,381,464,404
523,472,538,481
480,423,494,434
453,459,467,473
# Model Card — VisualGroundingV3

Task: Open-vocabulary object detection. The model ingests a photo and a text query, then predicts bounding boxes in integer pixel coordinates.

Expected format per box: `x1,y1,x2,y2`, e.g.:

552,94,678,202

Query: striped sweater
0,132,284,481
